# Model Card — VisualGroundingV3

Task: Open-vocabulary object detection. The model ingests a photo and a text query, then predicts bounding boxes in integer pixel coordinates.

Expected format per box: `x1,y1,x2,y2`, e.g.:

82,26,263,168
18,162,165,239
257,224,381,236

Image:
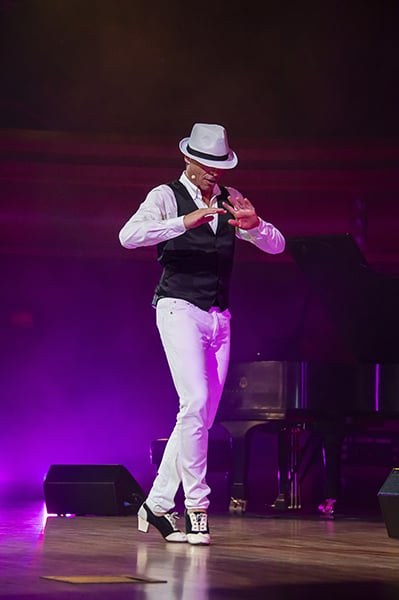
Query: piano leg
272,424,305,510
219,421,266,514
228,432,248,513
315,418,345,516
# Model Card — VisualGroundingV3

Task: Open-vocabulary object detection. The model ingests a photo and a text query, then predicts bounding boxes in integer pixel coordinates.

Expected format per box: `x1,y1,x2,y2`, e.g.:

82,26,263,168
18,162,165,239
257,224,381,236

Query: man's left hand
222,196,260,230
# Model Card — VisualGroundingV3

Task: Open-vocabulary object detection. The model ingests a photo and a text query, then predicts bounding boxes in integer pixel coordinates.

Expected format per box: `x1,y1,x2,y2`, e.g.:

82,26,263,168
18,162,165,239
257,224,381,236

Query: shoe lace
189,512,208,532
165,511,180,531
197,513,208,532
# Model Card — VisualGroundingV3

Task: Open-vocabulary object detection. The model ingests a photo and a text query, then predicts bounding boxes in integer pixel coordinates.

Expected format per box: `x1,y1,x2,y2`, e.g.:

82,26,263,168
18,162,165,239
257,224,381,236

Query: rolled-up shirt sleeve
119,185,186,249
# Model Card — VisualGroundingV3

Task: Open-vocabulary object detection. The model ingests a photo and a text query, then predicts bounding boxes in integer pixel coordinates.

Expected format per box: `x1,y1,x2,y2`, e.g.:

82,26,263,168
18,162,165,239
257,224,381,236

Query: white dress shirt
119,171,285,254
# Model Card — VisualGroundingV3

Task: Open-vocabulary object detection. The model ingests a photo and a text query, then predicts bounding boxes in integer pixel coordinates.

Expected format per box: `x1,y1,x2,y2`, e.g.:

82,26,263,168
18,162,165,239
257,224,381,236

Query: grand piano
215,233,399,515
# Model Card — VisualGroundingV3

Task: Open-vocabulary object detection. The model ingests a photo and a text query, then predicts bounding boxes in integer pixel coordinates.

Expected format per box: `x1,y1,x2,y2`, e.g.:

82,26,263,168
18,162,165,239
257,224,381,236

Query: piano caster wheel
229,498,247,514
271,493,289,511
318,498,336,518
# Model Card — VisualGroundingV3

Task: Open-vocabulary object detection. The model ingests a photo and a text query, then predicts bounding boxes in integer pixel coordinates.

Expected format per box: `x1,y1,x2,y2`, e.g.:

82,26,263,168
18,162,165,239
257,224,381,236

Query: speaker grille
43,464,145,516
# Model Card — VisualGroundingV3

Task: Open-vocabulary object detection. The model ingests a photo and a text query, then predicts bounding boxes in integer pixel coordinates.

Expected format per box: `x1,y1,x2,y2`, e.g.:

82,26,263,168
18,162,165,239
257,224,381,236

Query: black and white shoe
185,511,210,545
137,503,187,542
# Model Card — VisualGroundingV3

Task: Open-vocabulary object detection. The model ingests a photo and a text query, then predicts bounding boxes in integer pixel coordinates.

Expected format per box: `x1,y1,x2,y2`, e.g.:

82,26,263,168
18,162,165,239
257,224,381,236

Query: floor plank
1,500,399,599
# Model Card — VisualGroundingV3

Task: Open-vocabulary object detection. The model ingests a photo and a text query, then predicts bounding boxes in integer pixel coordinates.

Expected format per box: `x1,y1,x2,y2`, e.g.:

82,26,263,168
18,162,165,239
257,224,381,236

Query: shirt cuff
239,218,269,237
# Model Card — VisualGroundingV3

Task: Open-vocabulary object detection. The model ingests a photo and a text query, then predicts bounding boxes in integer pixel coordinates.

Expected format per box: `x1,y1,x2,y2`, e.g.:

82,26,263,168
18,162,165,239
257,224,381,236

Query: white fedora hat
179,123,238,169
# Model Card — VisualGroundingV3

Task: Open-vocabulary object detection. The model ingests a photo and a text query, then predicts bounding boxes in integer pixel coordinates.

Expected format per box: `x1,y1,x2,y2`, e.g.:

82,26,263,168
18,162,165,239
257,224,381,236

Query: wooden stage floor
2,500,399,599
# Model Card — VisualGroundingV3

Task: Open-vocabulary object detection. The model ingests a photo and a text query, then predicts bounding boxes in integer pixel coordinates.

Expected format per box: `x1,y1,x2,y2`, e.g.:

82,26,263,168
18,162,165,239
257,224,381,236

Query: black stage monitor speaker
43,464,145,516
378,468,399,538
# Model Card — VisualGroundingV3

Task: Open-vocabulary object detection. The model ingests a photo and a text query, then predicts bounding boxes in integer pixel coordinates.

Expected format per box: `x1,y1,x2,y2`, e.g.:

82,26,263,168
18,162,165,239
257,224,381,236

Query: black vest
153,181,236,311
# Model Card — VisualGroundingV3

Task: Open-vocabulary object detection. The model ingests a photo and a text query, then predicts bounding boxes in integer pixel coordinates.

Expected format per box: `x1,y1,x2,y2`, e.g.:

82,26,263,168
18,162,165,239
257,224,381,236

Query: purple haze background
1,248,319,502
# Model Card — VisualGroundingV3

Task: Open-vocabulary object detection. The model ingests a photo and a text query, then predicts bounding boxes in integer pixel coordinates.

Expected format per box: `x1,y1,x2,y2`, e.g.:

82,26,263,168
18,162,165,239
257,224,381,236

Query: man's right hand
183,207,226,230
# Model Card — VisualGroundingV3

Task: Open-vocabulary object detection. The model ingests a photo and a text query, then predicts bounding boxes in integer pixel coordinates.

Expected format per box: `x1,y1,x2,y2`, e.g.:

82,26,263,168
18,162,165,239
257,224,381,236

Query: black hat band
187,144,229,162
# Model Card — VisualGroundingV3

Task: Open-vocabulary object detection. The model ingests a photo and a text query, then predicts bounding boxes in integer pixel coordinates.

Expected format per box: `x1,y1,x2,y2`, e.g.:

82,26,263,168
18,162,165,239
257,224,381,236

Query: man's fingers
222,201,237,213
226,196,254,211
226,196,244,210
185,207,227,229
202,207,226,215
241,197,254,209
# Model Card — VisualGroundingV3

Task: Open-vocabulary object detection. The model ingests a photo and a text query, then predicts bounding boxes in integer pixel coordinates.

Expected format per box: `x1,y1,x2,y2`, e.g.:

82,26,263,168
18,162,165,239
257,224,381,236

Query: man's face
185,158,223,197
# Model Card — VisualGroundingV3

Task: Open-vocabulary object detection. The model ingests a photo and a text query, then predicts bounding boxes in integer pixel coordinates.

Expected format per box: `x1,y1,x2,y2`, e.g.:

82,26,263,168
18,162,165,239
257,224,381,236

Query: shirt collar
179,171,221,202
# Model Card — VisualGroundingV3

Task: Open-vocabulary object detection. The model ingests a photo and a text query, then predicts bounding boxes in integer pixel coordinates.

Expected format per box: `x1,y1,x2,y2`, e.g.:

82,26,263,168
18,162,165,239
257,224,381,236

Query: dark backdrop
1,0,399,138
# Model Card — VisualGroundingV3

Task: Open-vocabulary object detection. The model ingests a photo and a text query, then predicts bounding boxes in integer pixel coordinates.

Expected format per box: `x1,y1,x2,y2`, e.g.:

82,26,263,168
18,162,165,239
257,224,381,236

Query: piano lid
286,233,399,364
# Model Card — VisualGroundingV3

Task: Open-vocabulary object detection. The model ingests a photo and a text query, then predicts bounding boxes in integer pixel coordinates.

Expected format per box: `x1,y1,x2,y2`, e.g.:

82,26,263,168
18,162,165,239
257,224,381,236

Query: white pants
146,297,231,512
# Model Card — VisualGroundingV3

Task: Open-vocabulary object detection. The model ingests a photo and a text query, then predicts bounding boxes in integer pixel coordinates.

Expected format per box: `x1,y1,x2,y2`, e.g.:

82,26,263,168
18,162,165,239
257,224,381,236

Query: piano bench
150,438,232,472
